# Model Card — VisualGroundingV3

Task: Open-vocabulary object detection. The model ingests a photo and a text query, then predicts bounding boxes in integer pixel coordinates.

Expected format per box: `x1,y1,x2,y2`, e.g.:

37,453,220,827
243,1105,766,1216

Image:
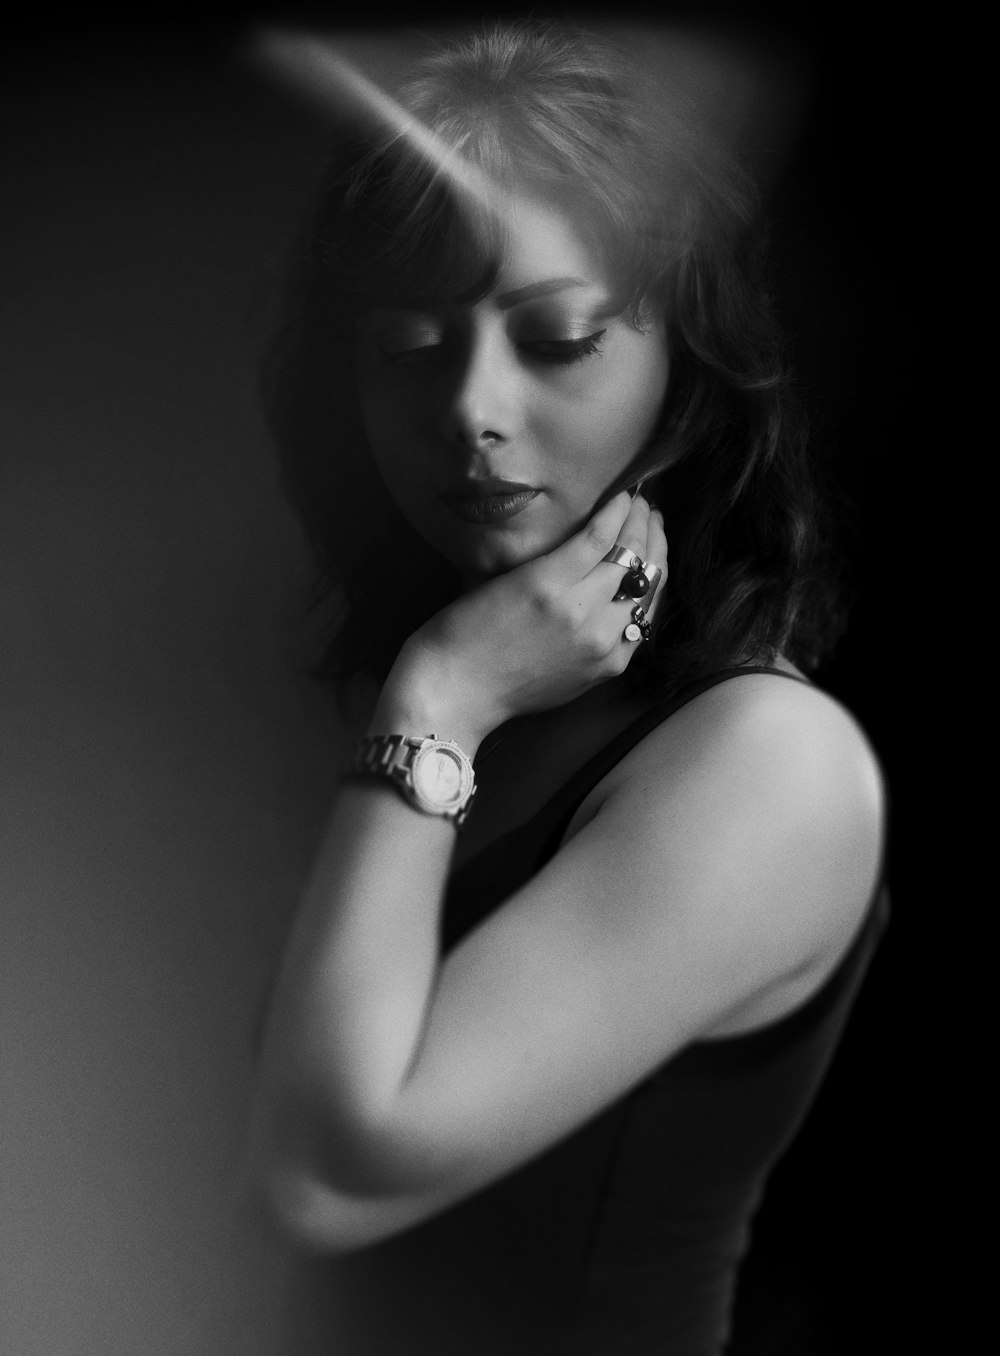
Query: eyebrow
495,277,587,310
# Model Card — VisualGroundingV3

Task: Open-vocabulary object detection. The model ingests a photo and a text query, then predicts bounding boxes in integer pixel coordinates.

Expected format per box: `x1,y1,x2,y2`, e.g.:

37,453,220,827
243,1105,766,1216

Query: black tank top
297,668,887,1356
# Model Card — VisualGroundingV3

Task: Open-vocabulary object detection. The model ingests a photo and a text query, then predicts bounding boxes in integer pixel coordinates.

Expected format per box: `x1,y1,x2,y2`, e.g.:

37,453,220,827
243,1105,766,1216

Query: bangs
320,130,684,325
320,131,511,312
311,27,718,325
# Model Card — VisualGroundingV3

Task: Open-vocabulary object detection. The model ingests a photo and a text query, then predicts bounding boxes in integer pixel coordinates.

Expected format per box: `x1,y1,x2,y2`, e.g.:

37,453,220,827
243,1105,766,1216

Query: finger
543,489,633,585
579,493,652,603
599,503,667,654
640,505,668,621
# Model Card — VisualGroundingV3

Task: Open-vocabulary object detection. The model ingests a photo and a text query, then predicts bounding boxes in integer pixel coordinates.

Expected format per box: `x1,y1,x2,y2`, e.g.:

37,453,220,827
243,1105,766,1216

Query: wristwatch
349,733,477,828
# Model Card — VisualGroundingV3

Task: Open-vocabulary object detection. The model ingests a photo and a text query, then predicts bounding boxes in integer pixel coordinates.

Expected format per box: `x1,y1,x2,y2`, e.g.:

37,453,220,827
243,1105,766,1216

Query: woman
246,22,887,1354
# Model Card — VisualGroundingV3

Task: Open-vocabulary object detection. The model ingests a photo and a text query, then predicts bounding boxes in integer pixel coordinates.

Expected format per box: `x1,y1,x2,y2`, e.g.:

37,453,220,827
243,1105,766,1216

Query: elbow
244,1081,443,1252
243,1117,421,1256
266,1165,374,1255
246,1152,392,1255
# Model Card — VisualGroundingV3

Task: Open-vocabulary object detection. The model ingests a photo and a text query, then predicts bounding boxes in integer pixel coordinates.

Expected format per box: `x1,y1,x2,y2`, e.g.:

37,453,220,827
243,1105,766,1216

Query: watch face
411,743,473,812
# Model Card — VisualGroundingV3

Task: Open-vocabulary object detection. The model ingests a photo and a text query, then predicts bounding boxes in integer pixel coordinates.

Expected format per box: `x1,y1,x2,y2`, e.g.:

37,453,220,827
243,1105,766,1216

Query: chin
449,539,533,583
426,519,551,582
411,495,578,583
476,521,571,577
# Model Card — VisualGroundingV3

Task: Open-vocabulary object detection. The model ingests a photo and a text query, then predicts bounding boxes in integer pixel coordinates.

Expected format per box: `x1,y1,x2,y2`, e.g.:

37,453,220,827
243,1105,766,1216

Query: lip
442,479,541,524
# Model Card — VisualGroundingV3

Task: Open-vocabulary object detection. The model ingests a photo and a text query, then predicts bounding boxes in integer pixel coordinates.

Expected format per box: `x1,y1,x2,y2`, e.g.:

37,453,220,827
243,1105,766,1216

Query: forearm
247,492,645,1210
276,786,452,1085
249,663,492,1192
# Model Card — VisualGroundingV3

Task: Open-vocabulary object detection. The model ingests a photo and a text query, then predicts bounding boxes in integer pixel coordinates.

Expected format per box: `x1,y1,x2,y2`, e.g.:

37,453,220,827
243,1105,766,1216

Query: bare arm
244,502,883,1251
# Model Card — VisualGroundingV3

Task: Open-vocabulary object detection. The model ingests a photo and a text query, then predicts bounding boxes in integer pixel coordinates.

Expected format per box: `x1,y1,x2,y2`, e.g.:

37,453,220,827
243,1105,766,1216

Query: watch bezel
409,739,476,817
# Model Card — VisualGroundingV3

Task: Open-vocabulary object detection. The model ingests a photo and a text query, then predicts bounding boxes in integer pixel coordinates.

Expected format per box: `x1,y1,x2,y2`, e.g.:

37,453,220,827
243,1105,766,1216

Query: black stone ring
621,566,650,599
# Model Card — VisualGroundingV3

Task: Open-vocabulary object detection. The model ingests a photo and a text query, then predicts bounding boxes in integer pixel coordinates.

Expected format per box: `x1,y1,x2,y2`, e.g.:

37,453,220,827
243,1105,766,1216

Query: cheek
605,347,669,468
543,352,668,485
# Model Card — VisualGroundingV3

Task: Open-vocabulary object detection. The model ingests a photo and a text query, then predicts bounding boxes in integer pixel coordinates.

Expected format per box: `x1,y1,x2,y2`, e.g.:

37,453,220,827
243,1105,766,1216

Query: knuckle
603,633,631,673
586,520,617,555
530,580,556,613
554,594,581,628
580,628,610,664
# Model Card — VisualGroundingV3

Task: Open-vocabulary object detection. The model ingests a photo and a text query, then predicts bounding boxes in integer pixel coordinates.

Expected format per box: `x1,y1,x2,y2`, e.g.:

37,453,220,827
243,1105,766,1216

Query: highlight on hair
264,21,848,700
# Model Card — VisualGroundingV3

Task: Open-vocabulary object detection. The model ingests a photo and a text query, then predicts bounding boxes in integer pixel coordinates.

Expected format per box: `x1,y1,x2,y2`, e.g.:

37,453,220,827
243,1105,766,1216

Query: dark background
2,4,918,1352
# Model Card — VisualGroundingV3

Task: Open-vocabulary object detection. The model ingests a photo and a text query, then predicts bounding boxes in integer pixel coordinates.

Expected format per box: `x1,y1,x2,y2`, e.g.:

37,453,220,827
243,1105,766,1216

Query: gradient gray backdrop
0,33,355,1354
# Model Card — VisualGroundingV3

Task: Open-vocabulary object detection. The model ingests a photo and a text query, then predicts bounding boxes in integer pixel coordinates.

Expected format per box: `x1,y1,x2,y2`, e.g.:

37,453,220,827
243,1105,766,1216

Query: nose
439,329,520,451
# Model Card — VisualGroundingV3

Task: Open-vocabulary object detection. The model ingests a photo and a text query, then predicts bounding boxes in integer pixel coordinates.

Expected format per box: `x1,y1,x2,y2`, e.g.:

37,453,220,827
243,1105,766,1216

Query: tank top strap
443,666,811,951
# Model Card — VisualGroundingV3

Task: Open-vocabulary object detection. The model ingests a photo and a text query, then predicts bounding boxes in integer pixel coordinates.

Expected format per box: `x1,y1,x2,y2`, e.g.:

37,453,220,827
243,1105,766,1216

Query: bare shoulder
648,671,881,808
564,670,886,1032
577,670,884,835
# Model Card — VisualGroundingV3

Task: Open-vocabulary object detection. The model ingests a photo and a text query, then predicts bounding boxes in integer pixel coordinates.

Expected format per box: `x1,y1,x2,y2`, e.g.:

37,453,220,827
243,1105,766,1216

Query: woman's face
356,191,669,583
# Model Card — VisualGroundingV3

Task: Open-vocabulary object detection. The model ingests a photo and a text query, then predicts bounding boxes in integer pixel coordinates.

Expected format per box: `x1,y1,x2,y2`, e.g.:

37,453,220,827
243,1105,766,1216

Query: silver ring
612,556,658,602
603,544,644,570
623,605,652,644
638,562,664,606
604,546,665,606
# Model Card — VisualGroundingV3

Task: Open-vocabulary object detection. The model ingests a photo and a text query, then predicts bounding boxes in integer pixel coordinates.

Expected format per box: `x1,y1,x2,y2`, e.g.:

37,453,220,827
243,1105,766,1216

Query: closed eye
375,328,607,368
521,330,606,365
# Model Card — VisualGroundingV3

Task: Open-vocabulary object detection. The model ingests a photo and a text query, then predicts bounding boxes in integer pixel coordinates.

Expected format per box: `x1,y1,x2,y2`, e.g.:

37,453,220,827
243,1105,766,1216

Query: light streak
251,29,501,219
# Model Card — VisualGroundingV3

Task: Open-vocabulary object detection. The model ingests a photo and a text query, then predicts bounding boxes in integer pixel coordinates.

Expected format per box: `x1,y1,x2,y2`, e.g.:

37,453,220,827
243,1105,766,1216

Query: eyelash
523,331,607,365
380,329,607,368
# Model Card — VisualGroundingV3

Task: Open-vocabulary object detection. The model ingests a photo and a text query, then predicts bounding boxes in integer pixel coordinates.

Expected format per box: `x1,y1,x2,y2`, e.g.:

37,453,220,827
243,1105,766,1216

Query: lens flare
251,29,501,220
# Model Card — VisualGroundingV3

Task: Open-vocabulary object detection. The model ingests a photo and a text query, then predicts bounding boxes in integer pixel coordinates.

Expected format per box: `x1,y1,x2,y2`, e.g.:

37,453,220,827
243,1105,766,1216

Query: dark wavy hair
265,22,848,702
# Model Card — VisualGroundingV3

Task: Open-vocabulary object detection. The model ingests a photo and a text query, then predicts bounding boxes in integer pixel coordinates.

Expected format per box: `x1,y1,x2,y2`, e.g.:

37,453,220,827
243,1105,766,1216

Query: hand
376,492,668,748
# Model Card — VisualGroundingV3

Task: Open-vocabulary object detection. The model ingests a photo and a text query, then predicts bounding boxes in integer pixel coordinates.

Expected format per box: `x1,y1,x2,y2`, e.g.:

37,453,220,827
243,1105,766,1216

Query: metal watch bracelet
347,733,477,828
